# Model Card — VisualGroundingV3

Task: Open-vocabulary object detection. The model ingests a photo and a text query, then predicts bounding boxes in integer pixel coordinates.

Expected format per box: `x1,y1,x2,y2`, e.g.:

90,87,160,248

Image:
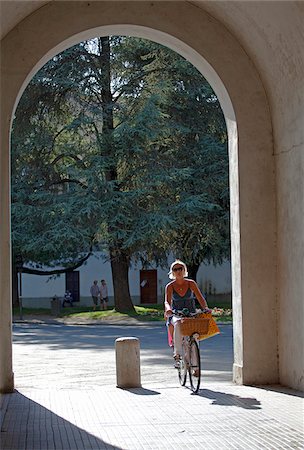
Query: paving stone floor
1,322,303,449
1,383,304,450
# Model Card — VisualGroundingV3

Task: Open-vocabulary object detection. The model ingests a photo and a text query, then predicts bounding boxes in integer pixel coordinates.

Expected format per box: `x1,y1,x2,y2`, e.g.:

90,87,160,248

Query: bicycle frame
172,309,205,393
177,332,201,393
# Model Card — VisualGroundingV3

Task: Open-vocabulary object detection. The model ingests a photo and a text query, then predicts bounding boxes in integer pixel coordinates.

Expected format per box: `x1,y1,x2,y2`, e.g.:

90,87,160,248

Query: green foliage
11,35,229,278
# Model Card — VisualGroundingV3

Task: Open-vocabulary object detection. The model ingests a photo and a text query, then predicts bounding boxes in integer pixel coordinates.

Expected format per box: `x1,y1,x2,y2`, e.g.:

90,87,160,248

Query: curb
12,316,166,326
13,317,231,327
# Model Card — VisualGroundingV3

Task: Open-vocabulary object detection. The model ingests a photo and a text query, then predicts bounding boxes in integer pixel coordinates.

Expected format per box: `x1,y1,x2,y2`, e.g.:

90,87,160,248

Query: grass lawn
61,305,164,321
13,307,51,316
13,303,232,322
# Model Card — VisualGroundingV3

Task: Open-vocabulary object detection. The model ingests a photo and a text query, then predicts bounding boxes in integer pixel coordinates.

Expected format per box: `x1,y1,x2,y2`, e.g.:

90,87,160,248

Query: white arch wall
198,3,304,391
1,1,278,392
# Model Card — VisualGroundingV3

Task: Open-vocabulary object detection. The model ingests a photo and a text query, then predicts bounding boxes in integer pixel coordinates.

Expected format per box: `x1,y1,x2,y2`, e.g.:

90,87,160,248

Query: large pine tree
11,36,229,309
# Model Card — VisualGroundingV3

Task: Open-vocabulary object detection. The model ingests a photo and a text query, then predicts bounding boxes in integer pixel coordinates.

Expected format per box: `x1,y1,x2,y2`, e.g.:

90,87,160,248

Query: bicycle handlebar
173,308,211,317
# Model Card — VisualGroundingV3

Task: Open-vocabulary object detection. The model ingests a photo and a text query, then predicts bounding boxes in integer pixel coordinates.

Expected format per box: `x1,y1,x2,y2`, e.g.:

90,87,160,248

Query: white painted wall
20,254,231,306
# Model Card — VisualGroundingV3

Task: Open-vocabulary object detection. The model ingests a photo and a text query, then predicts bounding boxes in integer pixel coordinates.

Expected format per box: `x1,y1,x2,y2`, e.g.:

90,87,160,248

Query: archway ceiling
1,1,302,119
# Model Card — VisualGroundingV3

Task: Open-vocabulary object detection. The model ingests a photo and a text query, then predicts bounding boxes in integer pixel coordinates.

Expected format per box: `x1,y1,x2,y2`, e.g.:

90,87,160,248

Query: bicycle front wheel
188,338,201,393
178,339,188,386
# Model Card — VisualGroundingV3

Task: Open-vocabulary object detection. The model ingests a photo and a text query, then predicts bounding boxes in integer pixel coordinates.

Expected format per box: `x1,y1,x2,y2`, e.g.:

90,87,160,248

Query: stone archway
0,1,277,393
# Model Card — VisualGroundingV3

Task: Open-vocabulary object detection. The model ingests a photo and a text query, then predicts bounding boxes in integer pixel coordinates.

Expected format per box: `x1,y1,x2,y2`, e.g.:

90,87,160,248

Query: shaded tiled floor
1,322,303,449
1,383,303,449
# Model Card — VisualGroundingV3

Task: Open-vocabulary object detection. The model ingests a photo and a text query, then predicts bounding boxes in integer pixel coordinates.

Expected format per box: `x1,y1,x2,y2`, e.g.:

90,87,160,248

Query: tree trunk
110,248,134,312
186,262,200,282
99,36,134,312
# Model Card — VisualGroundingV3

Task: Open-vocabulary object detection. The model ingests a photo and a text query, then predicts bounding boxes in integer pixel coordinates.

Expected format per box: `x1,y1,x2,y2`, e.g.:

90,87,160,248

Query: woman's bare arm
164,283,173,316
189,280,208,309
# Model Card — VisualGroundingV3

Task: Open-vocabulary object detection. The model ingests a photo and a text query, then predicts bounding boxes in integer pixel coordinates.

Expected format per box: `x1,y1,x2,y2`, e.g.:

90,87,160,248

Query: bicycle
173,309,210,393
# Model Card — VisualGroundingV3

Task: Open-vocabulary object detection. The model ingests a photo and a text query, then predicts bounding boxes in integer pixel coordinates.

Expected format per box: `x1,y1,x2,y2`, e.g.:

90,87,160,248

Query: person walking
100,279,109,310
90,280,99,311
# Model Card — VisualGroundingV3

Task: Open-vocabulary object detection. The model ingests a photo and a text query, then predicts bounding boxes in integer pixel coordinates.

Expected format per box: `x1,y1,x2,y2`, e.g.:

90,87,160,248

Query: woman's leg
168,323,174,340
173,319,182,357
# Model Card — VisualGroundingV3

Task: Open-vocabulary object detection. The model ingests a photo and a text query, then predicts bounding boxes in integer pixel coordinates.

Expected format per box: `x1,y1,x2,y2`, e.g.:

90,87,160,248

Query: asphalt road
12,322,233,390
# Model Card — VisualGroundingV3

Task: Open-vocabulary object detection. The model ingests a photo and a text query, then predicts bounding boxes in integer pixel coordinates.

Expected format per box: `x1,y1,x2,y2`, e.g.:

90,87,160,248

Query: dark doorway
66,271,80,302
140,269,157,304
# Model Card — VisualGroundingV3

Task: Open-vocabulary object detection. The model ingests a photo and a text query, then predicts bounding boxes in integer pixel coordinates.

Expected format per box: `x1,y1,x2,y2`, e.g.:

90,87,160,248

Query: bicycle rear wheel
177,339,188,386
188,338,201,393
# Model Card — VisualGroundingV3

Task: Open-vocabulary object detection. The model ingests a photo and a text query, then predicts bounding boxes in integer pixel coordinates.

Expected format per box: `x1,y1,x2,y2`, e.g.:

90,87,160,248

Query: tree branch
51,153,85,167
47,178,88,189
19,251,92,275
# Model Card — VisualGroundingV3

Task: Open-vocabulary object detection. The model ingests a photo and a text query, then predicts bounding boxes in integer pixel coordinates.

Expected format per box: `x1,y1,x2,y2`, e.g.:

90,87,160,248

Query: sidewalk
1,382,303,449
3,320,304,449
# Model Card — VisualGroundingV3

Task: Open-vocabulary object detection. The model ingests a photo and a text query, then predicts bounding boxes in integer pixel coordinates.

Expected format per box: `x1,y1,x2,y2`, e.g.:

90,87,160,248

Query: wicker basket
179,317,210,336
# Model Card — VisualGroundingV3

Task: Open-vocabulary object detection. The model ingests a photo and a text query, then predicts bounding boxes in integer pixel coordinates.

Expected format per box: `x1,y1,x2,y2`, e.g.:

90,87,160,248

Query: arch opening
4,7,275,396
10,25,240,383
10,25,242,381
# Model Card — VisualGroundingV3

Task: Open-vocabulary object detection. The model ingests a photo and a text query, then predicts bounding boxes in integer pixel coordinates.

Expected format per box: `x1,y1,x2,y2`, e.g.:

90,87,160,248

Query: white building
20,253,231,308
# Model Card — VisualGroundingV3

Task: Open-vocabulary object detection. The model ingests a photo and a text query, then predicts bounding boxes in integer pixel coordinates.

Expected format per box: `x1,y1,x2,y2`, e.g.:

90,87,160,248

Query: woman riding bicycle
164,260,210,365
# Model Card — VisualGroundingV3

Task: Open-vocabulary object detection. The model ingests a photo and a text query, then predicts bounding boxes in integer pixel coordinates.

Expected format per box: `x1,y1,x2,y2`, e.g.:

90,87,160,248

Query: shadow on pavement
118,387,160,395
197,388,261,409
256,385,304,398
1,391,122,450
12,323,168,351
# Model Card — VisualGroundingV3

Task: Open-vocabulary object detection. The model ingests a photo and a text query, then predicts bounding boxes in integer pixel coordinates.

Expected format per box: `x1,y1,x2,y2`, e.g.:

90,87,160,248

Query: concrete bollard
115,337,141,388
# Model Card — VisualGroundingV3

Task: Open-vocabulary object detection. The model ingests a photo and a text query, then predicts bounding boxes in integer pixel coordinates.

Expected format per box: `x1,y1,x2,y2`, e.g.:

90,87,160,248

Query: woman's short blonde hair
168,259,188,280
